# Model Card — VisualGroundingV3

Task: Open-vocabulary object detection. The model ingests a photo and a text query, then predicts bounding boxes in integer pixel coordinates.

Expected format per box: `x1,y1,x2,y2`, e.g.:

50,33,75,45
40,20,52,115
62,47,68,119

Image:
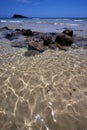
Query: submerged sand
0,38,87,130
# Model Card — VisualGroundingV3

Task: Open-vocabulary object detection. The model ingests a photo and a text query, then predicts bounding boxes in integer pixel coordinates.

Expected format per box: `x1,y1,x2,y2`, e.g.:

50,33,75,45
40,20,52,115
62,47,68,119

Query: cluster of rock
3,26,74,56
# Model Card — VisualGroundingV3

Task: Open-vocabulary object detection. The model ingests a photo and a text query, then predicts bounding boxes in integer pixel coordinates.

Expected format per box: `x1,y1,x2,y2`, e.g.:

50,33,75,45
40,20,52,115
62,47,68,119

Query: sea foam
9,20,23,23
0,20,7,23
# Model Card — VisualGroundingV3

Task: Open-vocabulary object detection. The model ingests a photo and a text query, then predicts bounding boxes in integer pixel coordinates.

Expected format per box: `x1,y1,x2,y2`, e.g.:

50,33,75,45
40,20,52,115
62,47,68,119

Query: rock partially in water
22,29,33,36
5,31,22,40
11,38,28,48
3,28,76,57
5,33,14,40
56,43,69,51
15,28,21,31
1,26,9,30
55,33,73,46
62,29,73,37
43,36,53,46
28,39,44,52
5,29,28,48
24,50,40,56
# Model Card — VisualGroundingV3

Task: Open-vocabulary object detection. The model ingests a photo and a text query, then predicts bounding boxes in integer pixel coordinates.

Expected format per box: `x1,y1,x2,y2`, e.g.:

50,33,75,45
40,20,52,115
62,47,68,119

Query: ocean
0,18,87,130
0,17,87,33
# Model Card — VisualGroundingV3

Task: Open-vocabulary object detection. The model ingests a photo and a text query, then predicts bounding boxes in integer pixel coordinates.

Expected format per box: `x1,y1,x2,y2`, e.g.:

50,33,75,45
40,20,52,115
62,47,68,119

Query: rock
62,29,73,37
55,33,73,46
56,44,69,51
84,44,87,49
22,29,33,36
48,43,57,49
43,36,52,46
24,50,40,56
11,38,28,48
12,14,28,18
49,32,56,35
28,39,44,52
5,31,22,40
15,28,21,31
5,30,28,48
2,26,9,30
5,33,13,40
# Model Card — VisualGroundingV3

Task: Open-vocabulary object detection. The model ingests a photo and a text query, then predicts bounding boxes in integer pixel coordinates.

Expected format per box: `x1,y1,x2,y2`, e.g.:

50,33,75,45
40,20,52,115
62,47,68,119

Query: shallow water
0,18,87,130
0,42,87,130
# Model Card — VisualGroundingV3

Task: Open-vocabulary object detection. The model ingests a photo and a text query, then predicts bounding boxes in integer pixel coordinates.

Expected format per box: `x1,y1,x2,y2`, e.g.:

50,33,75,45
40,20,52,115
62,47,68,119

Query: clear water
0,18,87,130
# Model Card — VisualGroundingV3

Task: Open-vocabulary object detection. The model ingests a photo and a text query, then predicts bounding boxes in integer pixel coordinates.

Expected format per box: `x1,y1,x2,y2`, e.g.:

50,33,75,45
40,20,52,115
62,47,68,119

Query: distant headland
12,14,28,18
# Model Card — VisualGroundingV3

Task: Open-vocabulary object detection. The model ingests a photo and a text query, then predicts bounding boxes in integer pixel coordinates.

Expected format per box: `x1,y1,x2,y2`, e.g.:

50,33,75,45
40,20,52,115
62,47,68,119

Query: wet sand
0,34,87,130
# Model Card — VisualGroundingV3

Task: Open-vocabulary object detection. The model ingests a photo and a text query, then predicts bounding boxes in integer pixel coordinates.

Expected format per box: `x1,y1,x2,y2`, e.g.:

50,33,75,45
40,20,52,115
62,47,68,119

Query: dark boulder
62,29,73,37
12,14,28,18
22,29,33,36
49,32,56,35
55,33,73,46
5,31,22,40
2,26,9,30
43,36,52,46
5,33,13,40
15,28,21,31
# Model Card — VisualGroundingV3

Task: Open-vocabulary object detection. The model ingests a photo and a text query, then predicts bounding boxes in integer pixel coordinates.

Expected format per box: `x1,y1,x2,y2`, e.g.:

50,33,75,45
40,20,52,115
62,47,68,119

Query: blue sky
0,0,87,17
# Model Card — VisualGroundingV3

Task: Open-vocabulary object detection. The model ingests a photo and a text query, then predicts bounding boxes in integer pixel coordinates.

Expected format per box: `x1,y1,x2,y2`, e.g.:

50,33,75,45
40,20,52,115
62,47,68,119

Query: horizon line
0,16,87,19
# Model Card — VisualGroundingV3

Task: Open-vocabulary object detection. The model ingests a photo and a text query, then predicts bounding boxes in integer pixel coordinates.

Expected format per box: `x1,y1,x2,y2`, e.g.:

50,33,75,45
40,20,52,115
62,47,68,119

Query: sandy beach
0,18,87,130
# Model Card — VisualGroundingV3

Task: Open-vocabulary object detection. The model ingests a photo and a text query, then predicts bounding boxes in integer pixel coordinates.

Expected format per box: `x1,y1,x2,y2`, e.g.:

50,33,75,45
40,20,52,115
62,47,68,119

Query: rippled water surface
0,46,87,130
0,18,87,33
0,18,87,130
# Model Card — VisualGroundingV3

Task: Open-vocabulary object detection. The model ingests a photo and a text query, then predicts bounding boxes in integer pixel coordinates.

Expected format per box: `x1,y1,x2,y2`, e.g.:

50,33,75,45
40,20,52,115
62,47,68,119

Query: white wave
55,19,69,21
60,23,64,25
74,20,83,22
36,21,42,24
66,23,79,26
54,23,58,25
0,20,7,22
9,20,23,23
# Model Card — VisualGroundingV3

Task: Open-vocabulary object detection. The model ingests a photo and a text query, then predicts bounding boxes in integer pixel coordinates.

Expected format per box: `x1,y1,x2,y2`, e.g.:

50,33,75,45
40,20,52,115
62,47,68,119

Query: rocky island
12,14,28,18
